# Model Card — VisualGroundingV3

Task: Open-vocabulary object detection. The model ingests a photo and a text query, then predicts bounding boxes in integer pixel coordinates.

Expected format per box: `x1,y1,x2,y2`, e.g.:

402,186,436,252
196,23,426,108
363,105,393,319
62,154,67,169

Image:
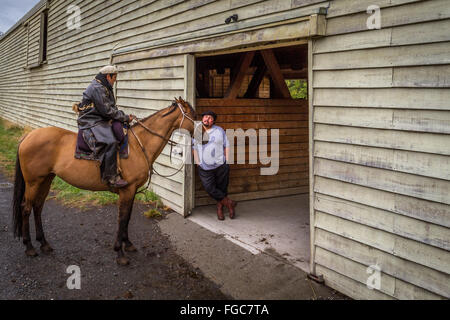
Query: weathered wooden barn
0,0,448,299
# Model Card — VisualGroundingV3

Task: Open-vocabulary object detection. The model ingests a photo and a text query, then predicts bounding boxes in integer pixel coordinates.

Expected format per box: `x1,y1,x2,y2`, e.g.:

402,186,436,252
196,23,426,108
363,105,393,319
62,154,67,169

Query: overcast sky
0,0,41,34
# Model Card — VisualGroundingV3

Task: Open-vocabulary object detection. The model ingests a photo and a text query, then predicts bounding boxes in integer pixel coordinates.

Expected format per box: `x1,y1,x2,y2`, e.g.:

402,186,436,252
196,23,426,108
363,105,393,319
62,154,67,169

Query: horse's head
172,96,196,134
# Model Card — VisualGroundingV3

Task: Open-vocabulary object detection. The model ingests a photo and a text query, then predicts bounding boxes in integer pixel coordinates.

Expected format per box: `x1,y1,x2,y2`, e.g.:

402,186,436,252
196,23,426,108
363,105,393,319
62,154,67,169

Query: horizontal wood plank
313,88,450,110
314,158,450,205
314,42,450,70
315,193,450,251
314,141,450,181
315,247,443,299
314,107,450,134
314,176,450,229
315,264,393,300
315,229,450,297
325,0,450,36
315,124,450,156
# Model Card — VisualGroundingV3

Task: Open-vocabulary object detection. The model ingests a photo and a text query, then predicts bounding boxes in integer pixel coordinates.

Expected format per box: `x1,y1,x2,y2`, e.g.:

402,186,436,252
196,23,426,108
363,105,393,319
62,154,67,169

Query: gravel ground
0,172,230,300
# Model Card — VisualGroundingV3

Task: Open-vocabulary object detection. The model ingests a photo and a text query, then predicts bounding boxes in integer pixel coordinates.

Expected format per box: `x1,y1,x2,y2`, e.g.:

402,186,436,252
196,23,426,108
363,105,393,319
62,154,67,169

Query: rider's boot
109,175,129,188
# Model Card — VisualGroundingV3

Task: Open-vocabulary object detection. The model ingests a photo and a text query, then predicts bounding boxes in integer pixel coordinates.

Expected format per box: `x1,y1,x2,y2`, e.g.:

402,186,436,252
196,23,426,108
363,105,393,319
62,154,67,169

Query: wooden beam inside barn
225,51,255,99
244,64,267,98
260,49,291,99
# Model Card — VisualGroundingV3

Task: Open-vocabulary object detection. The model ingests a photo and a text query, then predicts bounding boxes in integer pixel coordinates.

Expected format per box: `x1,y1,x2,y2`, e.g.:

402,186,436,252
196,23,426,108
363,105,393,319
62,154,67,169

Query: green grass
143,208,162,219
0,118,161,209
0,119,24,174
50,176,120,207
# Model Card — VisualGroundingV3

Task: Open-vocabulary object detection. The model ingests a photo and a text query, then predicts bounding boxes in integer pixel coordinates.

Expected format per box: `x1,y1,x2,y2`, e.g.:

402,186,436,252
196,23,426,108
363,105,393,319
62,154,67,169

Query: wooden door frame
184,36,322,277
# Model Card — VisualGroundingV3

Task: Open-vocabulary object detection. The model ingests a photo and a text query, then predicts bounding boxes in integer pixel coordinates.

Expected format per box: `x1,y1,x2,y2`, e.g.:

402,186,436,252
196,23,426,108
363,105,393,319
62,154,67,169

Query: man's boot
216,201,224,220
221,197,237,219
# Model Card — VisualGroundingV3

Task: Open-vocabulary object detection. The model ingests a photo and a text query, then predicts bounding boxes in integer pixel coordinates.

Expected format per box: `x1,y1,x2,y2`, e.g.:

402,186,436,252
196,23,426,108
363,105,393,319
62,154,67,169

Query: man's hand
129,114,136,122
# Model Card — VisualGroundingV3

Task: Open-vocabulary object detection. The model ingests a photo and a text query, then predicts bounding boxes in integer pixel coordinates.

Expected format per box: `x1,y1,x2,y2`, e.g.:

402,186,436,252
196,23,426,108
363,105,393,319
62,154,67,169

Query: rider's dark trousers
90,122,120,182
197,163,230,202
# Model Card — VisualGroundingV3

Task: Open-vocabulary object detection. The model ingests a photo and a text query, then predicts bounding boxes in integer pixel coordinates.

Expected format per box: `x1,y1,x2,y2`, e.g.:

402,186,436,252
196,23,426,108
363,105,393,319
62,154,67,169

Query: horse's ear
174,97,179,103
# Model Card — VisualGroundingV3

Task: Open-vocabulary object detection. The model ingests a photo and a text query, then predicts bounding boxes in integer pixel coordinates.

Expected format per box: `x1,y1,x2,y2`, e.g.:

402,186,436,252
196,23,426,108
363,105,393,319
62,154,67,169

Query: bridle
128,101,199,193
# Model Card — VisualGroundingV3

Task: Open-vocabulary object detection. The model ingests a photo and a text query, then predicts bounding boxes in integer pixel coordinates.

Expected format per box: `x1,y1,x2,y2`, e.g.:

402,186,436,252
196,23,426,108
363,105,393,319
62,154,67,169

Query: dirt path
0,172,229,300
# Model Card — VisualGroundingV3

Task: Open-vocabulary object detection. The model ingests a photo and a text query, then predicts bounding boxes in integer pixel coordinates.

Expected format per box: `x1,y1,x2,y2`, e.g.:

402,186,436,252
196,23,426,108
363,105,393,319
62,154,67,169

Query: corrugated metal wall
310,0,450,299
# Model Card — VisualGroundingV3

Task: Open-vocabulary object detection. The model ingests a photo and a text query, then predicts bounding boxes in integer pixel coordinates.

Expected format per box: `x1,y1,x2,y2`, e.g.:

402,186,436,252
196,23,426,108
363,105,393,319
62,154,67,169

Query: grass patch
142,195,166,219
0,118,163,209
50,176,119,207
0,119,25,176
136,189,160,203
143,208,162,219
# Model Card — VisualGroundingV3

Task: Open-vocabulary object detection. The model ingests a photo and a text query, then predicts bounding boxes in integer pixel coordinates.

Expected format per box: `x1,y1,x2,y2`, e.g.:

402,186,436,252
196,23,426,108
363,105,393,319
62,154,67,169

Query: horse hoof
40,244,54,254
125,244,137,252
25,248,38,257
116,257,130,266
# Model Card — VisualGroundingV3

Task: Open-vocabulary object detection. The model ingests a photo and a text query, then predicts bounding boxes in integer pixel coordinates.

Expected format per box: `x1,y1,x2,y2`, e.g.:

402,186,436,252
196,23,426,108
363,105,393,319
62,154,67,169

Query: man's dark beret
201,110,217,121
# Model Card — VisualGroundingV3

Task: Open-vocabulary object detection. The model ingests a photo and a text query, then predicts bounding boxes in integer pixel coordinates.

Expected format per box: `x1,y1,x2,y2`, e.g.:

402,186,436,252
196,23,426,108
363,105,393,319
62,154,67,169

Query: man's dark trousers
198,163,230,201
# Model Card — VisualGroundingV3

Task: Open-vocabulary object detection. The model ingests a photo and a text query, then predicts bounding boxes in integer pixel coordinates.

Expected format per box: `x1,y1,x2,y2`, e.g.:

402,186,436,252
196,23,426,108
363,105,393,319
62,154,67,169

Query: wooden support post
183,54,196,217
225,51,255,99
260,49,291,99
244,65,267,98
203,69,210,97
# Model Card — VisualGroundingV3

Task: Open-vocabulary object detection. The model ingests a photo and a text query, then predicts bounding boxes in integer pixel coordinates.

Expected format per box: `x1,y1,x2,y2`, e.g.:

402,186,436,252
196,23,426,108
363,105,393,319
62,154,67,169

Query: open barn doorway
189,44,310,272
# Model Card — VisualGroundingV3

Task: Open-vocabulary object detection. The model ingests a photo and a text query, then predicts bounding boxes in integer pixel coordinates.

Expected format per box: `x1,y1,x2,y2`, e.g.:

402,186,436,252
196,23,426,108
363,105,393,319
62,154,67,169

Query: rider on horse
76,65,135,188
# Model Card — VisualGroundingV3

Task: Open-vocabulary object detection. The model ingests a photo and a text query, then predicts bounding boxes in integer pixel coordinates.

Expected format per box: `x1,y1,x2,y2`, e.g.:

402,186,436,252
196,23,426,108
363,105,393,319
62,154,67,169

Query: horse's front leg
114,187,137,266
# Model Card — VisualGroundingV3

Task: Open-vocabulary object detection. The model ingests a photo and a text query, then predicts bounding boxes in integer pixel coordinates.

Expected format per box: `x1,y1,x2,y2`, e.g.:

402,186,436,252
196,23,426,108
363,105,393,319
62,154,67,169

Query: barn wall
311,0,450,299
0,0,326,214
114,54,186,213
2,0,448,300
26,10,43,67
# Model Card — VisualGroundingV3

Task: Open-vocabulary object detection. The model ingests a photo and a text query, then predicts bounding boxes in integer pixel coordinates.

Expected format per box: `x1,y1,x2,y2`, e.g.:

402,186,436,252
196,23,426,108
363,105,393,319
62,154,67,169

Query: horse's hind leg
22,183,42,257
33,174,55,254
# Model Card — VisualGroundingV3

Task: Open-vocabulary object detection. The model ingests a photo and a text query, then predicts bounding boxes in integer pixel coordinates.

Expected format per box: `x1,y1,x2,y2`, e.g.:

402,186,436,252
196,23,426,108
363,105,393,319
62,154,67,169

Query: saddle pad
74,129,129,160
74,130,98,161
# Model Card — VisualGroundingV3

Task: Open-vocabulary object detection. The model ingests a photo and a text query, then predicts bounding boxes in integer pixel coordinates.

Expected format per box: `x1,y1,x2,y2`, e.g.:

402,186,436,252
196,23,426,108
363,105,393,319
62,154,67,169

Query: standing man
192,111,237,220
76,65,135,188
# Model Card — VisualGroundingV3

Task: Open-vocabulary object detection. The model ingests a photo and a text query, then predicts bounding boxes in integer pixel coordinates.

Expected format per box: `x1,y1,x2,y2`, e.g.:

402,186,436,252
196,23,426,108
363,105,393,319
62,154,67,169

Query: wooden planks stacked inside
195,98,308,206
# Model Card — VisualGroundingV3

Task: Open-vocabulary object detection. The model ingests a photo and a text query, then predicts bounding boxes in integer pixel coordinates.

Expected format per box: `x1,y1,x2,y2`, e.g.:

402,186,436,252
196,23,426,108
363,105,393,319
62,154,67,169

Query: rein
129,102,196,194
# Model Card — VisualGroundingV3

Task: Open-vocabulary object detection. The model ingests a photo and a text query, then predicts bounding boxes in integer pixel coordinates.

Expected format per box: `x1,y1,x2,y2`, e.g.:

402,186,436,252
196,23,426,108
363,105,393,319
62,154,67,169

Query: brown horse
12,98,196,265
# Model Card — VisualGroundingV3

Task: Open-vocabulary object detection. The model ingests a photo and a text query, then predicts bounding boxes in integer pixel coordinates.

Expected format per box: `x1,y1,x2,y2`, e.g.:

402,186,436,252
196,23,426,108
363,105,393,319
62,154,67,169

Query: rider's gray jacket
77,78,129,130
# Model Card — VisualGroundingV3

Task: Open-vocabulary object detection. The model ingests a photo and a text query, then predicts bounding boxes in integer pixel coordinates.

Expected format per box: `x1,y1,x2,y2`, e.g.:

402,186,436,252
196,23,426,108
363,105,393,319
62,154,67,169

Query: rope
129,101,197,188
133,119,187,178
135,119,178,146
128,127,152,195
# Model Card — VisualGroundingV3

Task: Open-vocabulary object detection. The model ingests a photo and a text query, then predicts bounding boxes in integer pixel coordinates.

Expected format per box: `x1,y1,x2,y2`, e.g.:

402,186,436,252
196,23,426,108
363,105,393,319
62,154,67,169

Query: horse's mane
130,101,177,128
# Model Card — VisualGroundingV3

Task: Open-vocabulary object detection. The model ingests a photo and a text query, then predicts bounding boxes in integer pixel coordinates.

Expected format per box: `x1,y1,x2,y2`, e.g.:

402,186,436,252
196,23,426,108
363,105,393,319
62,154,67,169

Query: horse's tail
12,146,25,239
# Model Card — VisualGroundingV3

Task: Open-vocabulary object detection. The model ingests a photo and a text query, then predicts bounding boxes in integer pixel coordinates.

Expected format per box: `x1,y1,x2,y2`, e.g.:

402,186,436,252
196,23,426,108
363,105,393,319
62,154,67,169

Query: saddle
74,122,129,161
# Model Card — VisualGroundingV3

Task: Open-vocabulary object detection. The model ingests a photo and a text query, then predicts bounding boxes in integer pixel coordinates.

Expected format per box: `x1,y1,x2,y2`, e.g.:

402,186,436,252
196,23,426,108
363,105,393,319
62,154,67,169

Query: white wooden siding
26,12,42,66
2,0,449,300
0,0,325,214
311,0,450,299
114,54,186,213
